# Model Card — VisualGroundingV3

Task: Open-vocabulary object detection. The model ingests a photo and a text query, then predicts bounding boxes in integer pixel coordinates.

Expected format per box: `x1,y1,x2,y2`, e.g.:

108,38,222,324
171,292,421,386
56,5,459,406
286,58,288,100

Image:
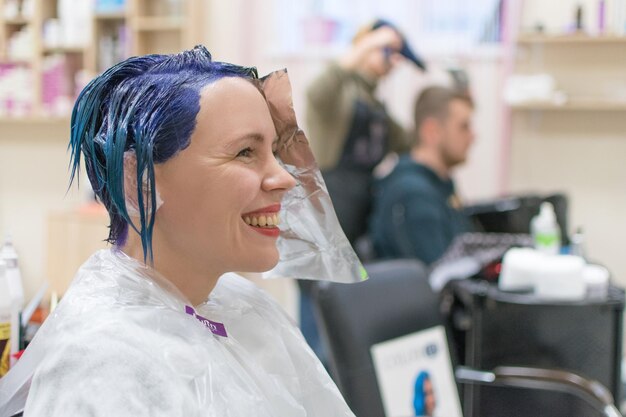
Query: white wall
0,122,86,299
509,112,626,275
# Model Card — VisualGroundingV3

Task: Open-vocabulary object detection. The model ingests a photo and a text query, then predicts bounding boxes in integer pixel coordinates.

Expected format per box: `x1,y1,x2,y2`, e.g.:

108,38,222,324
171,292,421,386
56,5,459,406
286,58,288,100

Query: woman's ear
123,151,141,217
122,151,164,219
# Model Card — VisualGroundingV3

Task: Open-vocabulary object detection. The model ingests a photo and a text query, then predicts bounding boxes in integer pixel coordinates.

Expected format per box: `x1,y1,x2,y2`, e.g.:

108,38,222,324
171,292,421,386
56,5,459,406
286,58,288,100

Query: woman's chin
240,251,280,274
257,256,280,273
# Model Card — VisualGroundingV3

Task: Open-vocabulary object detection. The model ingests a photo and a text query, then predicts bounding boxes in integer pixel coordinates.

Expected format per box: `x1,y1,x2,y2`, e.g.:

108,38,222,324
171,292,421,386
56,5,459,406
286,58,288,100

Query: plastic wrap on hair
0,250,356,416
256,70,367,283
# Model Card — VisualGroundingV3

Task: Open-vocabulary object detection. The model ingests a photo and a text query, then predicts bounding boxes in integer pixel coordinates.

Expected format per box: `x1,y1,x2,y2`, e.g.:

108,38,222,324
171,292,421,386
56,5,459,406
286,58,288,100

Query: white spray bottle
530,202,562,255
0,259,11,376
1,236,23,367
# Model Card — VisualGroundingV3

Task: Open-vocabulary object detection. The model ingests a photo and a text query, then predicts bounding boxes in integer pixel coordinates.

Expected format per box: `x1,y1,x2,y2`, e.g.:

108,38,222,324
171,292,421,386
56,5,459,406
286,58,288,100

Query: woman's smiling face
153,77,296,276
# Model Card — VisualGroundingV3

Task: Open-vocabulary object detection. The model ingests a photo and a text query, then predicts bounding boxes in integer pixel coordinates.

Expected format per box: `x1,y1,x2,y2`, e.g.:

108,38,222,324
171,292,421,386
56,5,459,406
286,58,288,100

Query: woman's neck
121,229,220,306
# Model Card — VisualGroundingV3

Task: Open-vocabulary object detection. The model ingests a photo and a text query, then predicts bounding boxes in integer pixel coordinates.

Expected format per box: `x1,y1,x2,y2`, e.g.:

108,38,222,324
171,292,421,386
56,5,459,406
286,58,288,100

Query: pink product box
42,59,69,110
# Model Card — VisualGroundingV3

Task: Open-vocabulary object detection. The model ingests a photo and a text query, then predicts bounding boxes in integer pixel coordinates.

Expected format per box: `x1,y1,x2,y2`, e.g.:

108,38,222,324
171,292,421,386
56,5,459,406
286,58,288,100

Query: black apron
323,99,390,244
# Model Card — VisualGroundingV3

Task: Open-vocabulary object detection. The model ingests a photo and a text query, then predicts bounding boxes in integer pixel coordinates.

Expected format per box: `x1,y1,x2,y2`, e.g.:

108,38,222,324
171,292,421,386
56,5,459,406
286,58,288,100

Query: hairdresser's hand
339,26,403,71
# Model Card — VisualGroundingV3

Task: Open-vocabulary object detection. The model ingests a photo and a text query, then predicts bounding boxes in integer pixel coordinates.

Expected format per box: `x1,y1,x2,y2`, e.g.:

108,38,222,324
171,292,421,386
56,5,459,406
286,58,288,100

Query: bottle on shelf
1,236,24,367
530,202,562,255
3,0,21,19
95,0,126,13
574,3,584,32
0,259,11,377
570,226,586,259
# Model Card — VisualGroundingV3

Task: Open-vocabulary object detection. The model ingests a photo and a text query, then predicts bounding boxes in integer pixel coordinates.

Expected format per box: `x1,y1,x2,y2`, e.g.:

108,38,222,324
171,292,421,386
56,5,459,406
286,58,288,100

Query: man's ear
419,116,442,146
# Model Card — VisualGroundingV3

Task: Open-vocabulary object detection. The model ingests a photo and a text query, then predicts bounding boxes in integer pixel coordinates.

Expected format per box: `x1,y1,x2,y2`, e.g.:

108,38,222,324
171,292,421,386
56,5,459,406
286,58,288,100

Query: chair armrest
455,366,622,417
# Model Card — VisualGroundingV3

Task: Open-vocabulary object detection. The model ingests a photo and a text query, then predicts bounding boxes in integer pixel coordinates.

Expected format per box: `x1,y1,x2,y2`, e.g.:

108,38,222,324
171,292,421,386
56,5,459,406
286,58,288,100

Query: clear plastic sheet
0,249,356,416
257,70,367,283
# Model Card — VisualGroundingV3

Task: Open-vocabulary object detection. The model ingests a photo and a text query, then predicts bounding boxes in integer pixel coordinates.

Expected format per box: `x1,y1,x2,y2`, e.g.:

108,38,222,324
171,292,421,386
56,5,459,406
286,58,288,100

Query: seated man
369,86,475,264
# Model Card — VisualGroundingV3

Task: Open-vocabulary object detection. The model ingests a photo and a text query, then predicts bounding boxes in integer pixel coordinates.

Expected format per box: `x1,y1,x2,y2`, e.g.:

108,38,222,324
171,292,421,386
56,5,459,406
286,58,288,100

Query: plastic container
499,248,587,301
0,260,11,377
498,247,543,292
583,264,610,300
1,237,23,367
534,254,586,301
530,202,561,255
569,226,586,259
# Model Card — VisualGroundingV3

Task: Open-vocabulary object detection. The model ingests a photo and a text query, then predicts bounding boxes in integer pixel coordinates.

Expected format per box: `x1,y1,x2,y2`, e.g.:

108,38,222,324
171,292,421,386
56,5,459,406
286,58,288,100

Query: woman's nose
262,157,297,192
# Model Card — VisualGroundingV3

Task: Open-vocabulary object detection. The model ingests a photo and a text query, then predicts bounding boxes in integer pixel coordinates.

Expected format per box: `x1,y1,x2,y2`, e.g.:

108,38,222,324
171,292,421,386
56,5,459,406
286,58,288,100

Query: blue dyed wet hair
69,45,258,261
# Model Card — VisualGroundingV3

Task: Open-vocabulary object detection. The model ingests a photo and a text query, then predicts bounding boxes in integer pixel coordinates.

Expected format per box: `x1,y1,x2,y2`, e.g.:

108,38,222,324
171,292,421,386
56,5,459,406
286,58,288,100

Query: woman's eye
236,147,253,158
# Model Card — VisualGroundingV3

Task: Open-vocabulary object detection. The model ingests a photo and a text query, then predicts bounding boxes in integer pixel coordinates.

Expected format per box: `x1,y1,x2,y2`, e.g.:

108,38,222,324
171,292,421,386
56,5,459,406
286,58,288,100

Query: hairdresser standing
306,19,426,244
302,20,425,365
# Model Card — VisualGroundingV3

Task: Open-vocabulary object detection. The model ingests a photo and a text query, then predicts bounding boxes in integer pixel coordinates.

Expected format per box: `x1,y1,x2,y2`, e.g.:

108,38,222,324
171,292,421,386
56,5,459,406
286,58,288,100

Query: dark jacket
369,155,471,264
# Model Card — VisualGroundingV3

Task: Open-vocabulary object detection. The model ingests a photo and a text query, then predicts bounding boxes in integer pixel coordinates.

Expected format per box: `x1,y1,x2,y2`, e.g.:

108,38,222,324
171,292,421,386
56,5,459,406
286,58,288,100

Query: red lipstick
242,203,281,216
250,227,280,237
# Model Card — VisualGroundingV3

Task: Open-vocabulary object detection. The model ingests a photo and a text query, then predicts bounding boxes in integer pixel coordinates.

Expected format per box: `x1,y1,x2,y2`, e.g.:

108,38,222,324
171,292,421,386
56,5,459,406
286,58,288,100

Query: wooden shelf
94,11,126,20
133,16,183,31
0,0,205,117
0,115,70,125
0,58,33,65
0,114,70,129
517,33,626,45
510,99,626,111
3,17,29,25
42,46,85,54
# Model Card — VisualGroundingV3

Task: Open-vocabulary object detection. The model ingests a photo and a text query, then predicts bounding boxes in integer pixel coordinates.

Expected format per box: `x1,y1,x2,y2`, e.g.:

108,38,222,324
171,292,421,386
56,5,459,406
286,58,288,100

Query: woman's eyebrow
227,133,279,148
221,132,280,155
222,133,264,151
236,132,265,143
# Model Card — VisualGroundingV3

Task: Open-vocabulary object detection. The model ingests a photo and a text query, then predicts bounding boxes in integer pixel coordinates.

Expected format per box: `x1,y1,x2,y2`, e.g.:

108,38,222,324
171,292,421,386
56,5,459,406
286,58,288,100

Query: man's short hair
413,86,473,146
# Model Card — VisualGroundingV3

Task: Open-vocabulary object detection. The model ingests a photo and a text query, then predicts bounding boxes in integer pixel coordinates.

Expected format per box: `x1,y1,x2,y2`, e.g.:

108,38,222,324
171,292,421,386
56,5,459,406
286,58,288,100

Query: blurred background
0,0,624,314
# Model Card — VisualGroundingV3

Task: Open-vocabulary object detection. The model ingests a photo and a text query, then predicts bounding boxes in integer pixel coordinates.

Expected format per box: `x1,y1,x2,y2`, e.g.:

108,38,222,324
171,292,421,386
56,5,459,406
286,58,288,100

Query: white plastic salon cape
0,249,355,417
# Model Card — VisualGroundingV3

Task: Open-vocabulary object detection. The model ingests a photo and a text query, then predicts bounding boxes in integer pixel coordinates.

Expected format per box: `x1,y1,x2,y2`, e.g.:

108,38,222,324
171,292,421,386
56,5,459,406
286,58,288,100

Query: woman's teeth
244,213,279,228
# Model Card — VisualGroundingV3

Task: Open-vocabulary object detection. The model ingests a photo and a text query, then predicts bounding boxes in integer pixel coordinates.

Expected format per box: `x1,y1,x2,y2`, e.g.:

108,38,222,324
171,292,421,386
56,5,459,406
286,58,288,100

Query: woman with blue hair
0,46,356,417
414,371,437,416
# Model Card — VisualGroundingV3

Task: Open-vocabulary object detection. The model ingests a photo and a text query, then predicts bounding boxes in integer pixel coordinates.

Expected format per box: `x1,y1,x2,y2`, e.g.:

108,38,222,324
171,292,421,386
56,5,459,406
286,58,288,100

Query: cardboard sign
371,326,462,417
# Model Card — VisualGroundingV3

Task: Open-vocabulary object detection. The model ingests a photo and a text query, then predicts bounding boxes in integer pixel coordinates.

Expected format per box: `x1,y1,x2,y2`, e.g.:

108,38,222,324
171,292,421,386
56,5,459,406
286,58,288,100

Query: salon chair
311,259,622,417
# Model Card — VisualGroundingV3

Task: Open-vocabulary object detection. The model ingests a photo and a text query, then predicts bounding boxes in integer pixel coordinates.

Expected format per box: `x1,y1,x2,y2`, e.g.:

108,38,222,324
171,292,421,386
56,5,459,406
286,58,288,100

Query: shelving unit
510,32,626,113
503,0,626,297
517,33,626,45
0,0,205,122
134,16,184,31
510,98,626,111
93,11,126,21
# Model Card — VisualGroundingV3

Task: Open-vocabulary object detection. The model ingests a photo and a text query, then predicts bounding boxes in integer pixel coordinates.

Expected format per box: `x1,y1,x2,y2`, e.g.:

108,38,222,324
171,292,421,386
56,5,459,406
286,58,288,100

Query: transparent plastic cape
0,249,356,416
256,70,367,283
